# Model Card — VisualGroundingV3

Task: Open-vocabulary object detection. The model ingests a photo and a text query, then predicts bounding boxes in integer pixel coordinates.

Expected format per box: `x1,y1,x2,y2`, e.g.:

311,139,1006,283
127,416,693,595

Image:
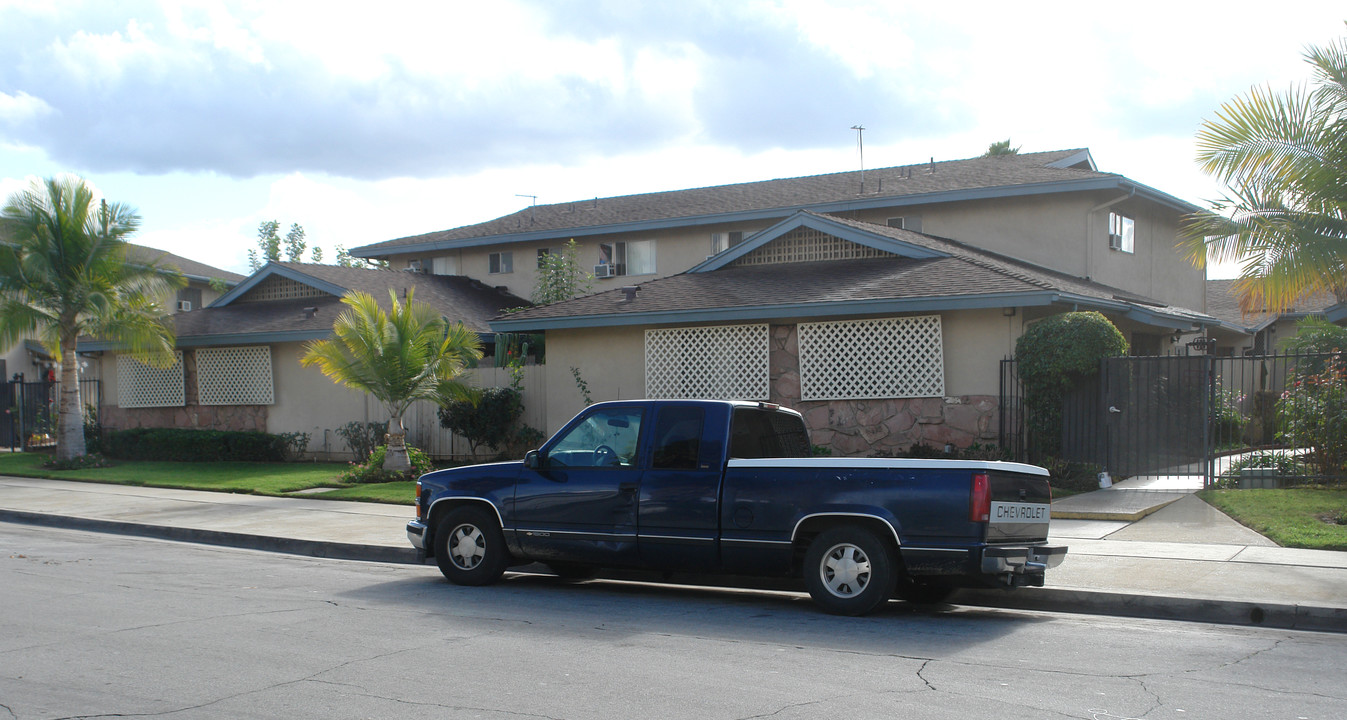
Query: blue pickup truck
407,399,1066,615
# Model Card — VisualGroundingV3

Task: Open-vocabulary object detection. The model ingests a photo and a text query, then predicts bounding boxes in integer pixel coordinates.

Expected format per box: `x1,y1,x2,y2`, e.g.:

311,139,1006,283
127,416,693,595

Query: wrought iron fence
2,377,102,451
1000,352,1347,487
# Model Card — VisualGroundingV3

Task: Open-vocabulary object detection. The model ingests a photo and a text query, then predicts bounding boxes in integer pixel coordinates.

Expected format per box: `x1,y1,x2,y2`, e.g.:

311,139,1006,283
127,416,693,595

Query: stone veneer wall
101,349,269,433
767,324,998,456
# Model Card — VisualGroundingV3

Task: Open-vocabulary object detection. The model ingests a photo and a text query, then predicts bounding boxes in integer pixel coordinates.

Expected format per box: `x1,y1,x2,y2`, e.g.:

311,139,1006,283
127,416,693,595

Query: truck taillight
415,480,424,520
970,472,990,522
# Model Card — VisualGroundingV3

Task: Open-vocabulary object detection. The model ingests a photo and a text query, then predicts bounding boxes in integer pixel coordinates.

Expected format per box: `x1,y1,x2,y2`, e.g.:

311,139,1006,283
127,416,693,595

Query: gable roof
79,262,529,350
351,149,1201,257
492,211,1214,332
1204,279,1339,332
126,243,246,285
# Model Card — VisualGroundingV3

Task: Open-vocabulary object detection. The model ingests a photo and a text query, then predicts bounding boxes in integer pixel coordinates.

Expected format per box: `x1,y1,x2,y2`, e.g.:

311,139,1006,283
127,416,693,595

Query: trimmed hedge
105,428,295,462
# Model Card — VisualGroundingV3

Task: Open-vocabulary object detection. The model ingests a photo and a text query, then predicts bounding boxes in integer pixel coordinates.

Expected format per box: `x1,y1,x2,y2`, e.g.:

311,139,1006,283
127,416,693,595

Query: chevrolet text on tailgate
407,399,1066,615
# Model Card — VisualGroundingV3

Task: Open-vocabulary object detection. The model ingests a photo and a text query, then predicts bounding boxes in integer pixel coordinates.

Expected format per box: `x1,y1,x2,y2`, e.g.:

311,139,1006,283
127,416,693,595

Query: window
886,216,921,233
797,316,944,400
1108,212,1135,253
710,231,745,255
652,407,705,470
537,248,552,268
431,256,457,275
489,252,513,274
547,407,645,467
597,240,656,277
729,407,811,459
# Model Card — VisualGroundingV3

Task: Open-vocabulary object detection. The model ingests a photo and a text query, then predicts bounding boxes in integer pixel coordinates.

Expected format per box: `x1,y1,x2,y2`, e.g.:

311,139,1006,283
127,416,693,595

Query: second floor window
597,240,656,277
489,252,513,274
1109,212,1135,253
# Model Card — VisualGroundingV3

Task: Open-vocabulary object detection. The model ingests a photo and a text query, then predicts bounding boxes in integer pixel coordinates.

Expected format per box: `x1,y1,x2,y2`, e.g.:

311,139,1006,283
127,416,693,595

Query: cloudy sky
1,1,1342,278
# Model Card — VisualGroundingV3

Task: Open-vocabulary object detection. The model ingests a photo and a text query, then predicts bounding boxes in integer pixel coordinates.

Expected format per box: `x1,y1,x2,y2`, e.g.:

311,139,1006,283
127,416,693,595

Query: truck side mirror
524,450,543,469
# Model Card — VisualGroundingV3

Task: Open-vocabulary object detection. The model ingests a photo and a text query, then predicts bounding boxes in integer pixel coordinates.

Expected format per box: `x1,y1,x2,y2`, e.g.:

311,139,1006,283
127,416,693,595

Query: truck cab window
652,407,705,470
549,408,644,467
730,408,811,459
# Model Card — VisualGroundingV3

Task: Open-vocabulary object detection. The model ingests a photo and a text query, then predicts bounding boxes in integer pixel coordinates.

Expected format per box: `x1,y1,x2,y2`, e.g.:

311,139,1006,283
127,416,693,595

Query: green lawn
0,452,349,495
1198,488,1347,551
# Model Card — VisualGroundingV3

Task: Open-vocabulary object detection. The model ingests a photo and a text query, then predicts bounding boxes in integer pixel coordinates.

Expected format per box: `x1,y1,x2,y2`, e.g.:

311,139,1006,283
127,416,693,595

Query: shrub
335,420,388,463
1015,312,1128,459
104,428,302,462
340,444,433,483
1277,356,1347,478
1038,457,1104,493
1215,451,1311,489
438,386,525,457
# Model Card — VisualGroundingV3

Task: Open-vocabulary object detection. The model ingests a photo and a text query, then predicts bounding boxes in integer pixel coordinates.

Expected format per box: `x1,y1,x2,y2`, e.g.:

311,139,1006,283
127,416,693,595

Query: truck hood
418,460,524,490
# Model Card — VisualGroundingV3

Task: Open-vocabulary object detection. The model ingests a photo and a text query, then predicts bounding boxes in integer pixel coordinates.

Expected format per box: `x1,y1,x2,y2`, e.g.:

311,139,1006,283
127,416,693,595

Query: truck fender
791,511,902,550
425,496,507,554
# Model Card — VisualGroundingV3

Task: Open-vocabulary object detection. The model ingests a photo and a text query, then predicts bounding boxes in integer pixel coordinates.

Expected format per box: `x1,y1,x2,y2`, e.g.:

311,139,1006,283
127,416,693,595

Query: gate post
1204,354,1215,488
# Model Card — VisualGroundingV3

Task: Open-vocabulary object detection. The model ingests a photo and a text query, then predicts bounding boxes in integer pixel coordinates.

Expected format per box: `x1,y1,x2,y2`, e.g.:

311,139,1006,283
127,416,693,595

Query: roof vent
620,285,640,303
303,307,318,319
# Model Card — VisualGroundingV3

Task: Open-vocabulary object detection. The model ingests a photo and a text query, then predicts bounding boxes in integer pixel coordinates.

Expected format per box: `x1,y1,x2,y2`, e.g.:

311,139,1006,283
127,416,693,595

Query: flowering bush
1278,356,1347,479
340,444,433,484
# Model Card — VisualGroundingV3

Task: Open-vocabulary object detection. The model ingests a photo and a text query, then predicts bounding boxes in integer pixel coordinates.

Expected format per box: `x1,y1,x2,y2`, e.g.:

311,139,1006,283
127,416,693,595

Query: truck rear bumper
981,545,1067,586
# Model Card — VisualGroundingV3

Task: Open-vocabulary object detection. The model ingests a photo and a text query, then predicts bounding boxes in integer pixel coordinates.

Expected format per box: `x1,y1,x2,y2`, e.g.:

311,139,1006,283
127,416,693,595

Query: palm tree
1180,31,1347,314
982,139,1020,157
0,176,183,461
300,289,482,472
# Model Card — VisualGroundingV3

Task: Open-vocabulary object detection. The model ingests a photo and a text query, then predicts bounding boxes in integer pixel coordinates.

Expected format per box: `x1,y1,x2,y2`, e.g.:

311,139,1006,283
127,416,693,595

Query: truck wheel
803,526,895,616
435,507,509,586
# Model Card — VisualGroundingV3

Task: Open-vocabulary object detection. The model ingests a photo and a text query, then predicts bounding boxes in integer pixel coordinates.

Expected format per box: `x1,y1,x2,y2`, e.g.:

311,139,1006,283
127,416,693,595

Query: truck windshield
729,408,811,459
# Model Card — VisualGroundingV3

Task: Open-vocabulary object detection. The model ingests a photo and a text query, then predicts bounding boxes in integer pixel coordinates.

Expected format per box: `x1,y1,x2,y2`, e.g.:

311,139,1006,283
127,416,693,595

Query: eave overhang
490,290,1210,333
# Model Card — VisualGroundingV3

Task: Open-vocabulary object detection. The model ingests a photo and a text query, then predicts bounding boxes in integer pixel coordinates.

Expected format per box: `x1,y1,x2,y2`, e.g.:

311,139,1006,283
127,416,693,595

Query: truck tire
435,507,509,586
803,526,895,616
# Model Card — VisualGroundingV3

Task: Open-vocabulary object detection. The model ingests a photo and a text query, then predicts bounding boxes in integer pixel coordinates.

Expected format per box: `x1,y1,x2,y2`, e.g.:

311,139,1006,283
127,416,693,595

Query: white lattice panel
798,316,944,400
733,227,895,266
646,324,769,400
235,275,332,303
117,352,185,408
197,346,275,405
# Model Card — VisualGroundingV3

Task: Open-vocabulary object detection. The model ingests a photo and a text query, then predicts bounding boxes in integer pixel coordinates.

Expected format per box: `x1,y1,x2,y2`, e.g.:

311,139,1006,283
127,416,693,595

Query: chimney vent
620,285,640,302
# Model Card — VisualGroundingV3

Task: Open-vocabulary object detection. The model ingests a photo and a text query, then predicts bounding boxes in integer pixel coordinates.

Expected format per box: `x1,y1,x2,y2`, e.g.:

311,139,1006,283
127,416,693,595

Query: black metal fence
2,377,101,451
1000,352,1347,487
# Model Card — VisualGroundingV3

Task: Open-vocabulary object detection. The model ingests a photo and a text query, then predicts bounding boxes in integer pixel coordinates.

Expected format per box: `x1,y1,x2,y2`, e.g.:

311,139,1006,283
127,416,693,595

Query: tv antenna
516,194,538,224
851,125,866,194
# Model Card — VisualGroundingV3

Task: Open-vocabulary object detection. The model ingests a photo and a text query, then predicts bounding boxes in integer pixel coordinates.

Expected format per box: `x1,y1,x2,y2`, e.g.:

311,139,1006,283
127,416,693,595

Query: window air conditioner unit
176,300,192,312
406,260,425,272
1107,233,1123,250
594,264,615,279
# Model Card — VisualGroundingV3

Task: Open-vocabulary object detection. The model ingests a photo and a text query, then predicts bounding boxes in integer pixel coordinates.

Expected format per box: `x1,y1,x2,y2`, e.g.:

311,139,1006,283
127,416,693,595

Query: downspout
1086,187,1136,279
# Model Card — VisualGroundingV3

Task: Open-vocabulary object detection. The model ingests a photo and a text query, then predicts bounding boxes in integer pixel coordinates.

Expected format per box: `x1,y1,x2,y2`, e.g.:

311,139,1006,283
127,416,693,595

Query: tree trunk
382,413,411,473
56,341,86,462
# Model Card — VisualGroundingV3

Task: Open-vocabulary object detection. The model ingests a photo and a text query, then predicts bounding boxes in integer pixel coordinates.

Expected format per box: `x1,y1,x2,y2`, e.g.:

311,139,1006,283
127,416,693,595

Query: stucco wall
543,326,647,433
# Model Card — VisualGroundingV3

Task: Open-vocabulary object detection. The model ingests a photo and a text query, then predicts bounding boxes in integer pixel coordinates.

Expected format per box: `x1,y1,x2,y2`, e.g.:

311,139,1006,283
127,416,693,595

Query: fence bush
105,428,305,462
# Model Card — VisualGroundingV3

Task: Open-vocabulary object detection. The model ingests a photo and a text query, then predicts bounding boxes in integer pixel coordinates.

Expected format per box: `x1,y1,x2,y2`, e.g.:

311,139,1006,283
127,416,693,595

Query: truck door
638,404,723,570
513,405,645,565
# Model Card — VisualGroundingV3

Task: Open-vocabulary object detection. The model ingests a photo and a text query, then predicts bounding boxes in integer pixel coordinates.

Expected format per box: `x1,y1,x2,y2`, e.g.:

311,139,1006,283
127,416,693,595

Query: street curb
1052,496,1184,522
957,588,1347,634
0,509,420,565
5,509,1343,633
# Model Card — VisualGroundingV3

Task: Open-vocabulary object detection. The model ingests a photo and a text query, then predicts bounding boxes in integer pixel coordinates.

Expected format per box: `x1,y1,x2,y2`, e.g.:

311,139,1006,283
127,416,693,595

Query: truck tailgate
986,471,1052,543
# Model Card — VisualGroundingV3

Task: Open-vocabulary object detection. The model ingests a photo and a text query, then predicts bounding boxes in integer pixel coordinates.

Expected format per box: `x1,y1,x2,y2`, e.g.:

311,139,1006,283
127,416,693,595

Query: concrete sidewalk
1,474,1344,632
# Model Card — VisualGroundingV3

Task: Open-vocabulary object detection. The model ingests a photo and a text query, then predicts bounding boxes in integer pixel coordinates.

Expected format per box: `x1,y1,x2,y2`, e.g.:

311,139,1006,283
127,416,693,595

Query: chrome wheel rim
449,523,486,570
819,542,871,598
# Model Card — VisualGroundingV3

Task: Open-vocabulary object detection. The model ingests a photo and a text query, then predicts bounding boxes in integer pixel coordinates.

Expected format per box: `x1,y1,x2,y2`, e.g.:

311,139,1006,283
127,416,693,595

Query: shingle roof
352,149,1197,256
1204,279,1338,330
496,213,1212,329
126,243,246,284
88,263,531,348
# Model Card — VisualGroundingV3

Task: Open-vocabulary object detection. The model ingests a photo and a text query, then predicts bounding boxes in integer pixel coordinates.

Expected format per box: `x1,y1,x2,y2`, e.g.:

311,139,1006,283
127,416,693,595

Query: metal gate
1000,352,1347,486
1,377,101,452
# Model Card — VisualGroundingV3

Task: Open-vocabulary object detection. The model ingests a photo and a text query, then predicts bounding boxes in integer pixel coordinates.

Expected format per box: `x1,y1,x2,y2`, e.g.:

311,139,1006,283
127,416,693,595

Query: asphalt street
3,525,1345,720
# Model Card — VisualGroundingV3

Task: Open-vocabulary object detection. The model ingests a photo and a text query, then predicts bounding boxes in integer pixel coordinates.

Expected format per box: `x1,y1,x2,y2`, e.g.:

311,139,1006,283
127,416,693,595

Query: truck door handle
618,482,639,493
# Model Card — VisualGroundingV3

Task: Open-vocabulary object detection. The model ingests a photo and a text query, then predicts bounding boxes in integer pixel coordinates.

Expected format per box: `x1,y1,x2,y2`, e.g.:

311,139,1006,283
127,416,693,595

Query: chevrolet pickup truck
407,399,1066,615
